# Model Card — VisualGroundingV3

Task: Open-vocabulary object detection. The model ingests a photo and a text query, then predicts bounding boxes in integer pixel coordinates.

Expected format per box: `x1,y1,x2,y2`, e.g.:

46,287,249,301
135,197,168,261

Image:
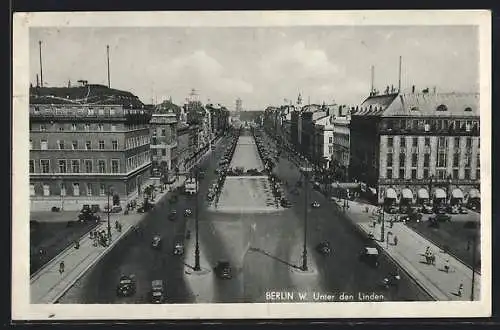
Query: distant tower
235,98,242,112
189,88,199,103
297,93,302,106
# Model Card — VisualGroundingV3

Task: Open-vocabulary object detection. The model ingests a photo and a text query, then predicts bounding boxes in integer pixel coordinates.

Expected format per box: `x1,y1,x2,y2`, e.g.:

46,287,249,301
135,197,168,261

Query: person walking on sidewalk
444,259,450,273
457,283,464,297
393,235,398,246
59,261,65,274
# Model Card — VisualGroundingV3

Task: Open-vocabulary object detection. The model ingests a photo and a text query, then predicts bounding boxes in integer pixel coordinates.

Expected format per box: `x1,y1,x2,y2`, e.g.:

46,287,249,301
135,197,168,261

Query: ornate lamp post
300,166,313,271
107,186,113,241
193,165,201,271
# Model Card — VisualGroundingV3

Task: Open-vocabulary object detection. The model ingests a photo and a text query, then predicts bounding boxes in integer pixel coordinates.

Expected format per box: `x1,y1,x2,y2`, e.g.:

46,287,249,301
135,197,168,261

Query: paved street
57,129,430,303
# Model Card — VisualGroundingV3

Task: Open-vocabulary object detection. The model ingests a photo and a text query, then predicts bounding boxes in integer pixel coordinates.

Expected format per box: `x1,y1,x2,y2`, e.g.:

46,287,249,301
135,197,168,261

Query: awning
468,188,480,199
417,188,429,200
385,188,397,199
401,188,413,200
433,188,446,199
451,188,464,199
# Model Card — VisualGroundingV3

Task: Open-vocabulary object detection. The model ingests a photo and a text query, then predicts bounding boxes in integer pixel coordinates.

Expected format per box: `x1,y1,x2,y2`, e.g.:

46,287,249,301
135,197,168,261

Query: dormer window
464,107,472,112
436,104,448,111
410,106,419,111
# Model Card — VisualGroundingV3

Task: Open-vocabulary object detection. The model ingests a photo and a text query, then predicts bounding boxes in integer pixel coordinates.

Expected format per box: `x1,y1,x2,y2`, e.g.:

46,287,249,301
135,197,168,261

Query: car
116,275,136,297
168,210,177,221
399,205,409,214
430,213,452,222
311,201,321,208
152,235,162,249
359,247,380,268
280,198,292,208
78,206,100,222
447,205,460,214
184,209,193,217
316,241,332,255
385,206,399,214
421,204,434,214
214,260,232,279
150,280,166,303
459,207,469,214
408,211,423,222
173,242,184,255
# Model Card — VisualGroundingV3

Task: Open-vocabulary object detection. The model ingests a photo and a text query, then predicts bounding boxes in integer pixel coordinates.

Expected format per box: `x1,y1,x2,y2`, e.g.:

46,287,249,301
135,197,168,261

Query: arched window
464,107,472,112
436,104,448,111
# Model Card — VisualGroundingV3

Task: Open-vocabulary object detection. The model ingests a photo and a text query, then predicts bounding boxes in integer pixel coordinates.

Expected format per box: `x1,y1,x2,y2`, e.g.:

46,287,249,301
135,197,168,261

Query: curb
52,223,135,303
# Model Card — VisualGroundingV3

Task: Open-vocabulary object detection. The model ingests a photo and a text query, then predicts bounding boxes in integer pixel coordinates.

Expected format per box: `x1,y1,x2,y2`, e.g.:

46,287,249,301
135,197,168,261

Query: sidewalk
30,177,183,304
339,200,481,301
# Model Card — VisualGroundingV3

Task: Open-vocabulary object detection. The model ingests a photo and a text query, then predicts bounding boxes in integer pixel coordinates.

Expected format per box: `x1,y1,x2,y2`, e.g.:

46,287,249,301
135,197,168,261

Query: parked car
385,206,399,214
168,210,177,221
280,198,293,208
459,206,468,214
116,275,136,297
214,260,233,279
430,213,452,223
78,205,100,222
359,247,380,268
184,208,193,217
311,201,321,208
421,203,434,214
408,211,423,222
150,280,166,303
447,204,460,214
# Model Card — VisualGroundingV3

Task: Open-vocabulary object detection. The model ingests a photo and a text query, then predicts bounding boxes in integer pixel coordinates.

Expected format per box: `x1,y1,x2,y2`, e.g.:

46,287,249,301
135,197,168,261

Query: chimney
38,41,44,88
106,45,111,88
36,74,39,87
412,85,415,94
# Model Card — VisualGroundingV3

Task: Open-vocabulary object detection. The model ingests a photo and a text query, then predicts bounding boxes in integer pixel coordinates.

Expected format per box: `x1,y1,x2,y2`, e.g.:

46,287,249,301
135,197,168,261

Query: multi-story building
29,84,151,211
349,90,480,208
149,112,178,183
176,122,200,173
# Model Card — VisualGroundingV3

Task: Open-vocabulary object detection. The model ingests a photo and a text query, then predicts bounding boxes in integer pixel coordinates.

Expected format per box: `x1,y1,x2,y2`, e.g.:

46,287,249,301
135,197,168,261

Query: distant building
349,90,480,209
149,113,178,183
235,98,243,112
29,84,151,211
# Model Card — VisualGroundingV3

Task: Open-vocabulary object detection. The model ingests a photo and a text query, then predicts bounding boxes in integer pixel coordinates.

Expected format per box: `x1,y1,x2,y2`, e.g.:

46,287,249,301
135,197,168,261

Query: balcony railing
378,177,480,186
379,125,479,136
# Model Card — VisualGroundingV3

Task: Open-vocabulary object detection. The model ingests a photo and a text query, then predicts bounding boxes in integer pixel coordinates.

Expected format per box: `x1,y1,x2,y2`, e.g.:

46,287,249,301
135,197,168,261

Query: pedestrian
393,235,398,246
457,283,464,297
466,240,471,251
444,259,450,273
59,261,65,274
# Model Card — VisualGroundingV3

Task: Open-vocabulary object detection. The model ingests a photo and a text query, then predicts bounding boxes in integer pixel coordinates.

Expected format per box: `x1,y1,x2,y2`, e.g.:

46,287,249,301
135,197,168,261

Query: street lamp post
193,166,201,271
107,187,113,241
301,166,313,271
380,203,385,242
470,232,477,301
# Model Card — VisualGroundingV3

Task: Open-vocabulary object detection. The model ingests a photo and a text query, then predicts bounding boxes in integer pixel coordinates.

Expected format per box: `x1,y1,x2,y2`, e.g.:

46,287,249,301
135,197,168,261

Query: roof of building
30,84,145,108
150,113,178,125
353,92,479,118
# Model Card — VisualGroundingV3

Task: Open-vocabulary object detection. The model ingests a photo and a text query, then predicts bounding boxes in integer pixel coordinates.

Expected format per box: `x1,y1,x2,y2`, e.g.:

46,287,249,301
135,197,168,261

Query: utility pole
380,204,385,242
39,41,44,87
398,56,402,93
471,233,477,301
106,45,111,88
107,187,112,241
301,166,312,271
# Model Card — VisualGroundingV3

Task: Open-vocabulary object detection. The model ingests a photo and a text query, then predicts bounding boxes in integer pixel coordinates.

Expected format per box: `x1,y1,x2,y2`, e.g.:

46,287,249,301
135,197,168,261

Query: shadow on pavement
248,246,301,270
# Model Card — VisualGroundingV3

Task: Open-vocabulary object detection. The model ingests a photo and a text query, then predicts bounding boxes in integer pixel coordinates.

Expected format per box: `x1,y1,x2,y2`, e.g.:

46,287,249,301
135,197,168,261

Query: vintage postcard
12,10,491,320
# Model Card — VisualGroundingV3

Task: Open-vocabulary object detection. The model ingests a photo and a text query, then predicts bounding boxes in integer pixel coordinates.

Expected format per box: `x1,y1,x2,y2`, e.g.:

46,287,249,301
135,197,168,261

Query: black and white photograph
12,10,491,320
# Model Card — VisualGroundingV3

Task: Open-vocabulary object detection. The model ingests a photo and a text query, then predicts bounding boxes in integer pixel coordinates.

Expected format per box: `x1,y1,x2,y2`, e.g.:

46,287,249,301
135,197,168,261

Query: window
98,160,106,173
58,160,67,173
387,137,393,147
437,169,446,180
99,184,106,196
30,184,35,196
111,124,117,132
40,159,50,173
387,169,393,179
329,136,333,144
43,184,50,196
98,124,104,131
425,137,430,146
84,160,92,173
424,154,430,167
29,160,35,173
438,136,447,149
99,108,105,115
73,183,80,196
464,169,471,180
111,159,119,173
437,153,446,167
476,169,480,180
476,153,480,168
399,168,405,179
466,137,472,148
162,148,167,156
99,140,105,150
29,139,33,149
387,153,393,167
86,141,91,150
328,145,334,154
454,137,460,149
110,108,116,115
412,137,418,147
71,124,77,131
453,169,459,179
400,137,406,148
59,126,64,131
72,140,78,150
41,140,48,150
453,154,459,167
412,154,417,167
85,124,90,131
71,160,80,173
465,154,471,167
436,104,448,111
399,153,406,167
58,140,65,150
60,183,66,196
86,183,93,196
40,124,46,131
411,169,417,179
423,168,429,179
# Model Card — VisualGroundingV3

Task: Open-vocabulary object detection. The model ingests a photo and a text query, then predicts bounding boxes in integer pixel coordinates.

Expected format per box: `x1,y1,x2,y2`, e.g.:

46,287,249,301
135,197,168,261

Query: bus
184,178,197,195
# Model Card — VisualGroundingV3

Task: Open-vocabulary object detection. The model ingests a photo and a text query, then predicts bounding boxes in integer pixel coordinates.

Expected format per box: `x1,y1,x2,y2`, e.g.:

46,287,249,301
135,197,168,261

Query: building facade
350,91,480,208
149,113,178,182
29,102,151,211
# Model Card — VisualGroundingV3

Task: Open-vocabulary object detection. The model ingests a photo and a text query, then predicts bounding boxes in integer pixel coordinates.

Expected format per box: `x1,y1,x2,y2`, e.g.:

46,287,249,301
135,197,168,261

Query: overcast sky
30,26,478,110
